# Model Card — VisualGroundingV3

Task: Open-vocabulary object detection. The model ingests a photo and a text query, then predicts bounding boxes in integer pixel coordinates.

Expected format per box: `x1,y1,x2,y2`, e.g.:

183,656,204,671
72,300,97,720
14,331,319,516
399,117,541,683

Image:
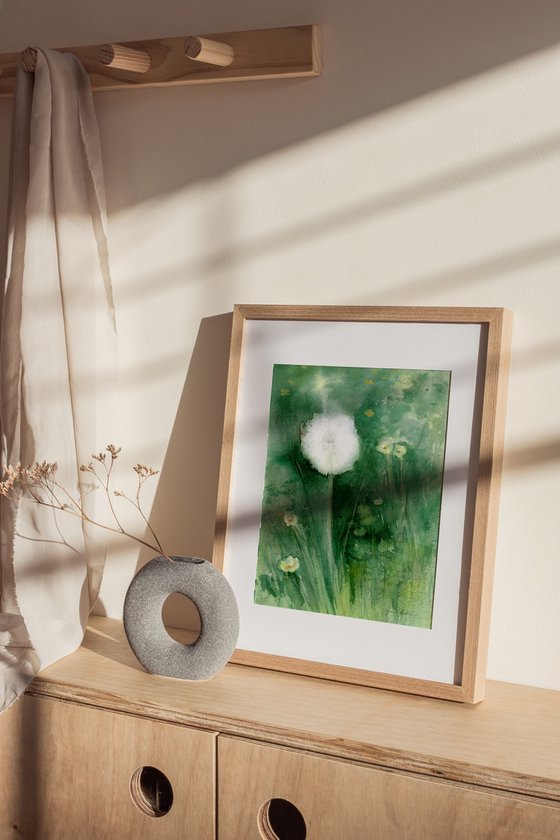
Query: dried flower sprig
0,445,171,560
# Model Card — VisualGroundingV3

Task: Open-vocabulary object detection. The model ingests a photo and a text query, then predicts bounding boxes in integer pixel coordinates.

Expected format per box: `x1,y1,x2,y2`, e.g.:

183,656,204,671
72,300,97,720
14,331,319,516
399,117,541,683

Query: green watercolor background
253,363,451,628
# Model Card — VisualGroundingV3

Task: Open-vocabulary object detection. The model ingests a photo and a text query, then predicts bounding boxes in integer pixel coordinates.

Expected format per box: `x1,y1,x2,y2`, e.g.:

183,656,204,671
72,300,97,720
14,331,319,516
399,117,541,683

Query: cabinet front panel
218,736,560,840
0,695,215,840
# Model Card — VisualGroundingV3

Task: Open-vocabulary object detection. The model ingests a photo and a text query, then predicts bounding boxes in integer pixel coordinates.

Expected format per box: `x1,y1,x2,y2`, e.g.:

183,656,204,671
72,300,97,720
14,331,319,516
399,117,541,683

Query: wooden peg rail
0,25,321,97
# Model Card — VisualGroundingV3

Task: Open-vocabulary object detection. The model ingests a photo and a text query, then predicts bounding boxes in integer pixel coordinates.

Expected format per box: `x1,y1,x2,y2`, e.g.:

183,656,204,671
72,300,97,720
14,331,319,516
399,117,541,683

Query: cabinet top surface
29,616,560,800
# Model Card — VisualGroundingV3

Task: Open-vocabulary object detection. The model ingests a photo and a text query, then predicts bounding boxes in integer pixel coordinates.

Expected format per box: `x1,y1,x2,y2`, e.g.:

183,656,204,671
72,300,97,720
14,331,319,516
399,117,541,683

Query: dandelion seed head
301,412,360,476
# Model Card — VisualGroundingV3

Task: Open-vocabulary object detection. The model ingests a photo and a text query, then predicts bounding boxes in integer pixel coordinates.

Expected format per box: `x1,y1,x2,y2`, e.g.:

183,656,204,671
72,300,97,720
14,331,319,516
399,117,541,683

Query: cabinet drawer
217,736,560,840
0,694,215,840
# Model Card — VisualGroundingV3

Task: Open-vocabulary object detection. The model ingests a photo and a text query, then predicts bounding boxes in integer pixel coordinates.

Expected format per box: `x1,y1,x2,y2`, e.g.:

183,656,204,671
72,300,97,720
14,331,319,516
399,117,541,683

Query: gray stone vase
123,556,239,681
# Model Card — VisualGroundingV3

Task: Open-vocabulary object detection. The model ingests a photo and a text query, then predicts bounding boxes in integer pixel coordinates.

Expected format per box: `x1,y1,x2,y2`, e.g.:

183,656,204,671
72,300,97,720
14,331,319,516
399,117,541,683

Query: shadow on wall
125,312,233,626
4,1,560,267
87,0,560,212
124,312,232,628
108,136,560,306
80,312,232,620
4,1,560,298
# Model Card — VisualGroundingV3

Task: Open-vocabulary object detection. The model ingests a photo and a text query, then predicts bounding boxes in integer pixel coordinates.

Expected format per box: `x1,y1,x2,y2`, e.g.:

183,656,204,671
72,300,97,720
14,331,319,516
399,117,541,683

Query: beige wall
1,0,560,690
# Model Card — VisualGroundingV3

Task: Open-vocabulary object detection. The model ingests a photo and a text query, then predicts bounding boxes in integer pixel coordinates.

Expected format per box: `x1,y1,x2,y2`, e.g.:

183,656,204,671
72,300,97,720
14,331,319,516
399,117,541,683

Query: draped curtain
0,49,117,711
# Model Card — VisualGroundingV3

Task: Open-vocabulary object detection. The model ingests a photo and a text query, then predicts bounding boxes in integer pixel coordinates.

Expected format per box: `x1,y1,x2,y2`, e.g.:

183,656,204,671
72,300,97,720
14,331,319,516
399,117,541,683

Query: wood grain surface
218,736,560,840
0,692,215,839
25,615,560,802
0,26,321,96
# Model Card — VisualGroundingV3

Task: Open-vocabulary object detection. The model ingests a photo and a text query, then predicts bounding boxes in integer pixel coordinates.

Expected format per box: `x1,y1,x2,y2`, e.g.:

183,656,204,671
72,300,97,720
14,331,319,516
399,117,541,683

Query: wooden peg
19,47,38,72
184,36,234,67
97,43,151,73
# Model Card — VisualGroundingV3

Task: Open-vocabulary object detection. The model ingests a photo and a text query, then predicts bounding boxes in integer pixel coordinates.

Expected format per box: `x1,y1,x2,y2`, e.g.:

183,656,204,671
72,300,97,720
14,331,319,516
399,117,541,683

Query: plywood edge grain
24,675,560,803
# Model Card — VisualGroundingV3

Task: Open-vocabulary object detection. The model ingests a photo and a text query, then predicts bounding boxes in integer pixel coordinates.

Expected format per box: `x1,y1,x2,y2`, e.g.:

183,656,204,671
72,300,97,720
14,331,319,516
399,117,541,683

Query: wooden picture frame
214,305,511,703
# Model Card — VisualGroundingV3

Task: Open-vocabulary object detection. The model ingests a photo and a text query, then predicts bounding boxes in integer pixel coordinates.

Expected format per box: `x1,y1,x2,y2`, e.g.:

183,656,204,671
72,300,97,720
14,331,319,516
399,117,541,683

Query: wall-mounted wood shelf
0,25,321,97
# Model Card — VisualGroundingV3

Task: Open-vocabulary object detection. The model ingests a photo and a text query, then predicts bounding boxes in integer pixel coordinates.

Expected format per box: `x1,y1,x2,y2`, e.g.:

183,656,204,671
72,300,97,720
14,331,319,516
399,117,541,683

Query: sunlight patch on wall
109,41,560,310
104,39,560,488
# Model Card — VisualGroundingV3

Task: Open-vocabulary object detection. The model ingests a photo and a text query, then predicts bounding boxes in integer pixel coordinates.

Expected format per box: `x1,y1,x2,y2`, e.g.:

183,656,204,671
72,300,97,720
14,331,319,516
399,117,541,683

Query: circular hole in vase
257,798,307,840
130,766,173,818
161,592,202,644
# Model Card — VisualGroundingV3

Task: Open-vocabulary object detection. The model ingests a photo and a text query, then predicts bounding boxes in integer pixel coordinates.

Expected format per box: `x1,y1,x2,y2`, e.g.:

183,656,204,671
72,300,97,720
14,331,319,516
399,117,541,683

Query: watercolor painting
253,363,451,629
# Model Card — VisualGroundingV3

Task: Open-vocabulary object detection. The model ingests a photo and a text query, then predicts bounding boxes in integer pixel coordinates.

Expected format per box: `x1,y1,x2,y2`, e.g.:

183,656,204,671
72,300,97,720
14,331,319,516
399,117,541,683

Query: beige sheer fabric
0,49,117,710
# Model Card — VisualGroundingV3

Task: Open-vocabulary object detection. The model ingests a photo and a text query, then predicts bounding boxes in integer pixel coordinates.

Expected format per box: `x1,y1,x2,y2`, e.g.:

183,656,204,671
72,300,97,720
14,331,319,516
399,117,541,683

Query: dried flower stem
0,446,172,561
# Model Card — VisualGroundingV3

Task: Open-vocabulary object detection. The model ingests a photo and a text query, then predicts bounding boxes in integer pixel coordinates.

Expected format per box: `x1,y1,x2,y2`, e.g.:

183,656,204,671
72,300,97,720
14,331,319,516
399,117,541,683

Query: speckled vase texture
123,556,239,681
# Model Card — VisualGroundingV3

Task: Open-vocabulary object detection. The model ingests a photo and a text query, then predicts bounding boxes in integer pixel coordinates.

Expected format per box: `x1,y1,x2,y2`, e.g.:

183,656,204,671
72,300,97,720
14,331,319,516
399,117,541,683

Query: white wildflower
301,413,360,476
279,555,300,573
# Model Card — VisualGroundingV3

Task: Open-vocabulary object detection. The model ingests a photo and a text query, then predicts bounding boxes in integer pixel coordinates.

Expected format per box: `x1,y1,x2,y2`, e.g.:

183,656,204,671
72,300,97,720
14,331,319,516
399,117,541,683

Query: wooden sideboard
1,615,559,839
